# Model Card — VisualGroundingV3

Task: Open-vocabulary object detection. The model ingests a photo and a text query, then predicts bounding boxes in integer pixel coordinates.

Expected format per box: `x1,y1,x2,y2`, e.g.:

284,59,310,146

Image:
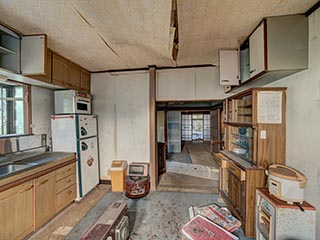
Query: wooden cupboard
31,49,91,93
217,87,286,238
55,162,76,212
0,157,76,239
81,68,91,93
52,53,69,88
34,171,56,229
0,181,34,240
68,61,81,90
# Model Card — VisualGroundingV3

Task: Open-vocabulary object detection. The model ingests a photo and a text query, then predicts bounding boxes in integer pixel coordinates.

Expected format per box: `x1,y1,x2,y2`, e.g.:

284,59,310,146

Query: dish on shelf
232,148,247,155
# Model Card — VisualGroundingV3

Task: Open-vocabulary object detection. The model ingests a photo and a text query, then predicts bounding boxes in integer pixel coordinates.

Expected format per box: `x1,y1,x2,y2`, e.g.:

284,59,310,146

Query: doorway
156,102,223,193
192,114,203,141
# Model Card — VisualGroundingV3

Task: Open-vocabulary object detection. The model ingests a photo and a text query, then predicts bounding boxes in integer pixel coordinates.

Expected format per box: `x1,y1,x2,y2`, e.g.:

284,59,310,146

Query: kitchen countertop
0,152,76,180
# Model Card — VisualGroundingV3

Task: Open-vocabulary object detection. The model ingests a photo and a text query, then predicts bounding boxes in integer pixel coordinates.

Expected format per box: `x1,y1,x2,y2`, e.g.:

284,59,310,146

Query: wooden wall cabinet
217,87,286,238
81,68,91,93
52,53,69,88
69,61,81,90
0,181,34,240
34,171,56,229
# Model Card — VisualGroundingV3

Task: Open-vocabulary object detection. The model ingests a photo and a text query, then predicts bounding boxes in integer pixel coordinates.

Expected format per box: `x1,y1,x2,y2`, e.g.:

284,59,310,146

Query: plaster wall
91,71,150,180
267,9,320,236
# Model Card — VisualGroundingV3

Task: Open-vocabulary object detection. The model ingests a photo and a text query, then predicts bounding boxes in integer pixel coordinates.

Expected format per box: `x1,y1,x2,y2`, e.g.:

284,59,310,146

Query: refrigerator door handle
81,127,87,137
81,142,88,151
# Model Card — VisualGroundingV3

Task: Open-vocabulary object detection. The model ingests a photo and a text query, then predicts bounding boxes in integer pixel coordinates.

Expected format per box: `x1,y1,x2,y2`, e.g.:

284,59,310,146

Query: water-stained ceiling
0,0,317,71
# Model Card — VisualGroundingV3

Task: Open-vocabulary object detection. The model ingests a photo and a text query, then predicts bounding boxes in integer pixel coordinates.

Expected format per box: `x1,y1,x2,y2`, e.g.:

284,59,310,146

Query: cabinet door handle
20,185,33,193
39,179,48,186
221,79,230,82
250,69,256,74
67,190,72,195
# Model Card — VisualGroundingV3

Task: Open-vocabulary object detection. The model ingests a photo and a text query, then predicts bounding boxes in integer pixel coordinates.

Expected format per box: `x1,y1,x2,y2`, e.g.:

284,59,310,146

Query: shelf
231,141,249,149
231,133,252,139
237,104,252,108
0,45,16,55
224,122,256,128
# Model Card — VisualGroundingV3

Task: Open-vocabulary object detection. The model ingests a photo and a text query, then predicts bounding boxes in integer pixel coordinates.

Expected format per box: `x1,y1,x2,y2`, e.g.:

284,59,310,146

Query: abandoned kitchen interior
0,0,319,239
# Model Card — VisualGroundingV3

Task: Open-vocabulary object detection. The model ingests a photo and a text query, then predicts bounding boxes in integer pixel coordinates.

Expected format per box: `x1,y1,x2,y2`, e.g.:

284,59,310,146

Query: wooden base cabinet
0,158,76,240
34,171,56,229
55,162,76,212
220,162,266,238
0,181,34,240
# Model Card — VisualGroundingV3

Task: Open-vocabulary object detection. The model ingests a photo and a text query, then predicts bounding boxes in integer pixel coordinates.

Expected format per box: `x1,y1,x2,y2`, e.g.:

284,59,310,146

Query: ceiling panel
0,0,317,71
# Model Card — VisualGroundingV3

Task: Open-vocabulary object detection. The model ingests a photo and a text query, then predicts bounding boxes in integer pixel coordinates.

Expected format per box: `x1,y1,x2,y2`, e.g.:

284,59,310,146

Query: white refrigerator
51,114,99,201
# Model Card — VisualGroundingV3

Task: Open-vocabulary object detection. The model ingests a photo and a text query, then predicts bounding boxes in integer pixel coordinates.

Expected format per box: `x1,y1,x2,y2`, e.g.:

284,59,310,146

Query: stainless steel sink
0,164,30,176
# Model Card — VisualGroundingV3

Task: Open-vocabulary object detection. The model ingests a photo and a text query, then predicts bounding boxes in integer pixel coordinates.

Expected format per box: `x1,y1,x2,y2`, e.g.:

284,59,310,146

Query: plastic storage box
110,160,128,192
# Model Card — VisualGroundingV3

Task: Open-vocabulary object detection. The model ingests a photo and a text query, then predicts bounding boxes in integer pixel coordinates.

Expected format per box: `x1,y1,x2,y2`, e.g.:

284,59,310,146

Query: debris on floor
182,215,239,240
188,203,241,232
183,203,241,239
52,226,73,236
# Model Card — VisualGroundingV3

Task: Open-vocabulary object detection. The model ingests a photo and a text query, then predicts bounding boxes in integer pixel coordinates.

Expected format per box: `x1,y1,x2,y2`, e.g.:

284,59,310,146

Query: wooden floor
29,184,110,240
158,142,219,193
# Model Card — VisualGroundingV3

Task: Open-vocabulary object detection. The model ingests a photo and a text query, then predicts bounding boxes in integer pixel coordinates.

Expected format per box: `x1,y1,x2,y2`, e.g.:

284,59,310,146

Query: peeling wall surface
91,71,150,180
267,8,320,236
31,86,54,145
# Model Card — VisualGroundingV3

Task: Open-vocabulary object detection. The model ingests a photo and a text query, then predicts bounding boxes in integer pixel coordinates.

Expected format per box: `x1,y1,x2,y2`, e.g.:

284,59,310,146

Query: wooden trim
149,67,157,190
305,1,320,16
228,87,287,99
92,64,215,74
0,158,76,192
24,84,32,134
223,122,256,128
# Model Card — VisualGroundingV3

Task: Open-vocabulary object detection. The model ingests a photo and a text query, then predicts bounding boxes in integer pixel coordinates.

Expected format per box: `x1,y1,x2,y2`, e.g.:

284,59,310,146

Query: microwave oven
54,90,92,114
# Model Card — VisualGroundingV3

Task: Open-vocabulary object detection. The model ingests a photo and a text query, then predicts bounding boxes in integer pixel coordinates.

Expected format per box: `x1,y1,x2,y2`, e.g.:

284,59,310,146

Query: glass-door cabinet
223,88,286,167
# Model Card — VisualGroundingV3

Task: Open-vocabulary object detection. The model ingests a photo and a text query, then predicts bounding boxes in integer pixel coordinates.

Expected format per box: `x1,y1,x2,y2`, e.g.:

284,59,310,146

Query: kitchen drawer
56,173,76,194
213,153,228,168
56,162,76,181
228,161,246,181
56,184,76,210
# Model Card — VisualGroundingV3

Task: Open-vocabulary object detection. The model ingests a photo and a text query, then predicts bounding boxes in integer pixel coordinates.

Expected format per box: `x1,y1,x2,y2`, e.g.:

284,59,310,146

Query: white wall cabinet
249,22,265,78
156,67,228,101
0,24,46,75
234,14,308,92
219,50,239,86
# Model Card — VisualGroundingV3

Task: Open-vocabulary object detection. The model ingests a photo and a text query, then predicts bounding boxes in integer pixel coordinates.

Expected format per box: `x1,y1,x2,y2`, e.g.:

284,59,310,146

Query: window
0,83,30,136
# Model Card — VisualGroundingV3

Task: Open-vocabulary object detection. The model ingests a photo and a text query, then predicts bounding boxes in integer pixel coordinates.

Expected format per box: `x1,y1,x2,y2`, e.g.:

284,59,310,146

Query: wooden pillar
149,66,157,190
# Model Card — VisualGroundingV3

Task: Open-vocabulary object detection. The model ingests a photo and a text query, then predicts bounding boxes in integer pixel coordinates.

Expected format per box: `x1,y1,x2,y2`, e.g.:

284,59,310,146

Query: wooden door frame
149,67,157,190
